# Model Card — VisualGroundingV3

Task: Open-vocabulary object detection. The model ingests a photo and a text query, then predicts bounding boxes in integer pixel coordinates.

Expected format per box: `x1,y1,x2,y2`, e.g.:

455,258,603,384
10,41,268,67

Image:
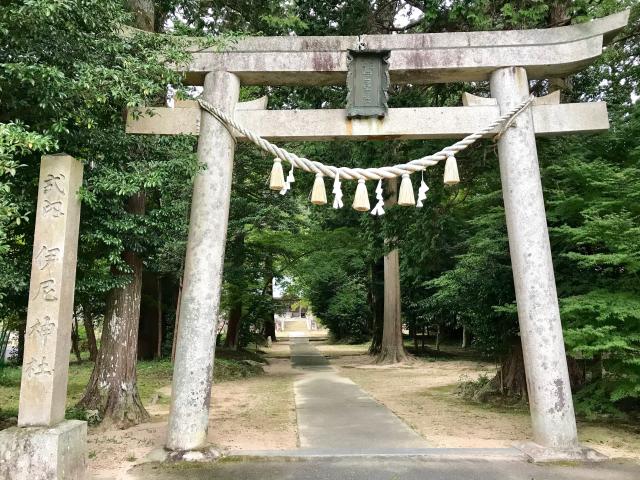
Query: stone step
283,320,309,332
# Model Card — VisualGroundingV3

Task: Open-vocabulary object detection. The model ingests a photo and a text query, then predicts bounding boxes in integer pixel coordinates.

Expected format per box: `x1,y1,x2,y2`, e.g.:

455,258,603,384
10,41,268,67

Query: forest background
0,0,639,425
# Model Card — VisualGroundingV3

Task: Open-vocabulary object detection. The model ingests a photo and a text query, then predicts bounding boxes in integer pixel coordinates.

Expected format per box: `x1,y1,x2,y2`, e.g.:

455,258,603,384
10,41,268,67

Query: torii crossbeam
126,11,629,462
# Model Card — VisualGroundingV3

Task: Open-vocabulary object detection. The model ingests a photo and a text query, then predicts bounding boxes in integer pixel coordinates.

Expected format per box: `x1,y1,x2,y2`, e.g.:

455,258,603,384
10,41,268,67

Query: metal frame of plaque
346,49,390,118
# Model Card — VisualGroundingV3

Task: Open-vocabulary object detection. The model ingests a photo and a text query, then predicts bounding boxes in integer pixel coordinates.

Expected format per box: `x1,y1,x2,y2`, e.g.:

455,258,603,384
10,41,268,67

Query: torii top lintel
179,10,629,86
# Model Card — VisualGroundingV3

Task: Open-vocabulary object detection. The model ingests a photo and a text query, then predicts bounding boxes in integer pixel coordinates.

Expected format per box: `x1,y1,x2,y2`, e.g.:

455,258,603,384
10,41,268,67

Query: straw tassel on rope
398,173,415,206
353,179,370,212
311,173,327,205
444,154,460,185
197,94,535,210
270,158,285,191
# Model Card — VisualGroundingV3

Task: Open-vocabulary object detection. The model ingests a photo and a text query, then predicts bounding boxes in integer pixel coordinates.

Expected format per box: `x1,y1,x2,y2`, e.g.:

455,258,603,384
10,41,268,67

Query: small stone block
513,441,608,463
167,446,222,463
0,420,87,480
140,447,169,464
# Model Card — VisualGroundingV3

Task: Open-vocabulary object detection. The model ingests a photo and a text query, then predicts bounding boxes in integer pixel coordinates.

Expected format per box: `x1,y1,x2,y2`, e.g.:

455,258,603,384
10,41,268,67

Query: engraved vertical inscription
35,245,61,271
346,50,390,118
29,316,57,347
43,173,66,195
33,279,58,301
19,154,83,427
24,356,54,378
42,199,65,217
361,60,374,105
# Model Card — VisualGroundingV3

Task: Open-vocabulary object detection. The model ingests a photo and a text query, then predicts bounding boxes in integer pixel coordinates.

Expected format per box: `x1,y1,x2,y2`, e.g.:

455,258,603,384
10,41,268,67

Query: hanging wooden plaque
346,50,390,118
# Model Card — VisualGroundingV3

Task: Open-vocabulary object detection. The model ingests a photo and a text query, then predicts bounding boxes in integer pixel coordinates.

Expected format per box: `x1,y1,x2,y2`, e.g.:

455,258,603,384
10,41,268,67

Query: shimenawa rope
196,94,535,182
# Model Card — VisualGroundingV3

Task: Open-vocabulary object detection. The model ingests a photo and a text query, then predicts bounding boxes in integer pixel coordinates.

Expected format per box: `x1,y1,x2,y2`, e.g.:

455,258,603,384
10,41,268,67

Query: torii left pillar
167,71,240,451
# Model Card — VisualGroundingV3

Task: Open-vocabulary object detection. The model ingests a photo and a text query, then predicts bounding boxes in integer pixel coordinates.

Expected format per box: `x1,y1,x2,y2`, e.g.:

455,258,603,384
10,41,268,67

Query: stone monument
0,154,86,479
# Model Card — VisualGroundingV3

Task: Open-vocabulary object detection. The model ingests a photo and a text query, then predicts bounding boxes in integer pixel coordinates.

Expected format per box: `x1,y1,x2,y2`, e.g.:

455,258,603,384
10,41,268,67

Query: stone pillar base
0,419,87,480
513,441,607,463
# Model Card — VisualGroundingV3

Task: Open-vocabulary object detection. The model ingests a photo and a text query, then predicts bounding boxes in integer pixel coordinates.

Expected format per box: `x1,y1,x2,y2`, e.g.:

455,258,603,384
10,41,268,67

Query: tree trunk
0,323,10,360
75,0,154,428
224,300,242,350
171,276,182,362
78,193,150,427
82,304,98,362
461,325,470,349
264,317,276,342
264,271,276,342
71,314,82,363
17,322,25,364
411,322,418,352
589,354,603,382
368,258,384,354
138,271,161,360
491,341,528,400
567,356,586,391
548,1,571,26
127,0,155,31
376,248,407,363
376,178,408,364
156,276,162,358
225,232,245,350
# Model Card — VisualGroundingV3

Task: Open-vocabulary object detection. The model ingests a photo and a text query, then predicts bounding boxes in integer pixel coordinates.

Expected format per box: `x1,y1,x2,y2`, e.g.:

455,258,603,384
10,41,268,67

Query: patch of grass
1,355,264,430
0,365,21,388
214,358,263,381
217,348,268,364
137,360,175,403
0,364,21,425
0,361,92,424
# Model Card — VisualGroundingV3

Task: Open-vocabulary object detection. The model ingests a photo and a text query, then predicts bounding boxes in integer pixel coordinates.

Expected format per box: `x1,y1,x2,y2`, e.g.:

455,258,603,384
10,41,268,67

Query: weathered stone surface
0,420,87,480
126,102,609,140
166,447,222,462
186,10,628,53
166,71,239,451
175,11,629,85
513,441,608,463
491,67,578,449
140,448,169,464
462,90,561,106
185,37,603,86
18,154,83,428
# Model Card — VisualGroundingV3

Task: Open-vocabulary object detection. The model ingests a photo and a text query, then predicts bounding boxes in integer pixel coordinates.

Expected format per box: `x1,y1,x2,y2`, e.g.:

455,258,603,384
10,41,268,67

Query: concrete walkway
131,456,640,480
290,337,429,451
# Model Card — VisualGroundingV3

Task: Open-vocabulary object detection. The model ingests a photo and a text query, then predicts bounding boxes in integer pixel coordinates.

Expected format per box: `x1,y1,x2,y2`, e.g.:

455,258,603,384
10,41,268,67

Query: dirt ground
332,352,640,459
88,340,640,478
207,358,297,451
87,358,298,479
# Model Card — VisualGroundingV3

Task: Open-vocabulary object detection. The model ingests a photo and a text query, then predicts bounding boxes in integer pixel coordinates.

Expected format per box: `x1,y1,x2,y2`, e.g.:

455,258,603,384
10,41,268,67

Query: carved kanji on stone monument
18,154,83,428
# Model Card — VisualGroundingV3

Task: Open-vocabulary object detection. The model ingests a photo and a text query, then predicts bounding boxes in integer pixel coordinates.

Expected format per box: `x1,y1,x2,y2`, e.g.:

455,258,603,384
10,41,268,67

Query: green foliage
0,0,197,324
0,122,55,309
544,102,640,413
294,228,373,342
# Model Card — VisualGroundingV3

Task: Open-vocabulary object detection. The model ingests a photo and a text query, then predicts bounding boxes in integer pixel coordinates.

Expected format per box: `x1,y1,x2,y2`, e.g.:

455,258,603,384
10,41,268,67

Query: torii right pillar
490,67,598,461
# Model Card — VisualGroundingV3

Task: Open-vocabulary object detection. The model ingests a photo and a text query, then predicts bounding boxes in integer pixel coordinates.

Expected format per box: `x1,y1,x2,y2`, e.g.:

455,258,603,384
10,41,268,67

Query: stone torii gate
127,11,629,461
